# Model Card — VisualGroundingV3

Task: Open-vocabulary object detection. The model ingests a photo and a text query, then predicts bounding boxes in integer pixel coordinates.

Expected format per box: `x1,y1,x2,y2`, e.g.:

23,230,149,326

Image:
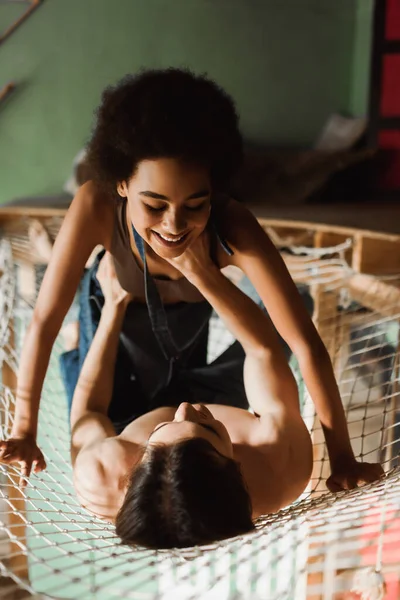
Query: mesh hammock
0,216,399,600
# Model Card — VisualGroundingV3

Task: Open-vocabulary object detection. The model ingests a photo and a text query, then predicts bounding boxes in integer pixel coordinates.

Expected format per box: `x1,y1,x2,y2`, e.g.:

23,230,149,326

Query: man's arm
70,304,125,462
184,261,300,418
70,254,132,464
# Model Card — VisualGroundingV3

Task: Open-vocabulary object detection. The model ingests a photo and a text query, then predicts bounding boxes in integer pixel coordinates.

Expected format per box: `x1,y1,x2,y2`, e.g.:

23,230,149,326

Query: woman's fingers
326,477,342,493
0,440,11,458
0,441,46,480
18,461,32,489
326,474,357,492
327,461,385,493
33,456,47,473
0,451,31,488
0,441,21,463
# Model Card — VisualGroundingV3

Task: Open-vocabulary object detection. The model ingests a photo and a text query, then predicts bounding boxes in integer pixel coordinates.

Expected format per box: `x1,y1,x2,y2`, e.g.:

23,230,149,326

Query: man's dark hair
86,68,243,192
115,438,255,549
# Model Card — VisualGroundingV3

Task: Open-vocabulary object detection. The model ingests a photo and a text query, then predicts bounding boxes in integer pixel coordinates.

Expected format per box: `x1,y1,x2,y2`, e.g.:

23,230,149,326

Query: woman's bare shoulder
213,196,261,267
72,181,116,247
77,180,114,213
214,194,246,218
214,196,255,239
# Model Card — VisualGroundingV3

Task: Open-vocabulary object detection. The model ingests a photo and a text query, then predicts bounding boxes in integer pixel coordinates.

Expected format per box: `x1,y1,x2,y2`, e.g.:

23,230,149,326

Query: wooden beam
0,0,41,45
264,225,314,248
256,216,400,242
352,234,400,275
250,194,400,237
0,206,67,224
346,274,400,319
0,82,15,104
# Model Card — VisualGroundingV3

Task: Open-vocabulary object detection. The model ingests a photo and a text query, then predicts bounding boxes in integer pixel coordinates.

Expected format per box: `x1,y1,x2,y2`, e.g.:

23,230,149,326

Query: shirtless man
71,241,382,549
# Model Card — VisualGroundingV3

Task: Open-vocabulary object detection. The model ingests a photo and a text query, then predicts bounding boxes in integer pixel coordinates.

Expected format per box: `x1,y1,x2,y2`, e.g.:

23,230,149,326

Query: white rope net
0,217,399,600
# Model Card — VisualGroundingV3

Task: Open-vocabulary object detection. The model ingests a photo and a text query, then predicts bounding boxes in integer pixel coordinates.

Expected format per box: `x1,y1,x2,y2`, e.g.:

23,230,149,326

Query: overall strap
131,216,234,382
132,227,179,363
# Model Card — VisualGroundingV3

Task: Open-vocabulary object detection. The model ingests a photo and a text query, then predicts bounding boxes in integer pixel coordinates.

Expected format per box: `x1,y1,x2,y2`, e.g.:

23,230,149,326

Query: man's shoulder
74,438,126,479
72,439,127,519
238,413,312,516
207,405,260,441
257,409,312,463
260,410,313,503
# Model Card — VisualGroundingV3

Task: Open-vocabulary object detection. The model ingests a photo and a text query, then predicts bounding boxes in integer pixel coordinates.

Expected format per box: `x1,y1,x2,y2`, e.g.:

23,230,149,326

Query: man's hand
96,252,133,307
0,434,46,488
326,456,384,492
164,230,216,282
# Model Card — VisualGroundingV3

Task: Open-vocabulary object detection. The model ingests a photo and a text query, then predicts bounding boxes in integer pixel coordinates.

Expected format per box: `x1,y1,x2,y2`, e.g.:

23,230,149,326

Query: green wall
0,0,373,205
349,0,374,116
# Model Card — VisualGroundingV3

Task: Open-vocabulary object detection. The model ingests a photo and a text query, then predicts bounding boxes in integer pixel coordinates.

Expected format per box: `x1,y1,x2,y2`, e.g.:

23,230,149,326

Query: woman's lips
151,230,189,248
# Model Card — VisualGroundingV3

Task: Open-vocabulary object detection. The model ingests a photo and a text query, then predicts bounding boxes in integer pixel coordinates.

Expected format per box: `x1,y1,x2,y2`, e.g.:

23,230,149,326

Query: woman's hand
326,456,384,492
96,252,134,308
0,434,46,488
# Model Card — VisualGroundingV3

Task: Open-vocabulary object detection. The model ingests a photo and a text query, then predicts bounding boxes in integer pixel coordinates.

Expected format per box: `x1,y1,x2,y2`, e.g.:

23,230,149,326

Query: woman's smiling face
117,158,212,259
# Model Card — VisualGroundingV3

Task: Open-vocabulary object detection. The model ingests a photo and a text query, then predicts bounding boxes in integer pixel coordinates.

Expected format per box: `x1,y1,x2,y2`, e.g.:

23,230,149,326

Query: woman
0,68,381,494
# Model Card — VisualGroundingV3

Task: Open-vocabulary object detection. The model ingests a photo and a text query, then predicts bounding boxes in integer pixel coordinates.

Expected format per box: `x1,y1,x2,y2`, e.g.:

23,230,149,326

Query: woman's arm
13,183,112,440
218,201,384,489
0,183,112,485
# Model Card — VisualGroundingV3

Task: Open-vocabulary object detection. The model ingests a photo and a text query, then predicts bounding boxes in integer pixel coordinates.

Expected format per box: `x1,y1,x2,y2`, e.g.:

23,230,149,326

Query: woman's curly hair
86,68,243,192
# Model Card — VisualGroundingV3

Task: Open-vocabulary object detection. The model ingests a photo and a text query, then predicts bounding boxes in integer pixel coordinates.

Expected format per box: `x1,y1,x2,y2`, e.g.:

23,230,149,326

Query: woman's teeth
154,231,187,243
159,234,184,242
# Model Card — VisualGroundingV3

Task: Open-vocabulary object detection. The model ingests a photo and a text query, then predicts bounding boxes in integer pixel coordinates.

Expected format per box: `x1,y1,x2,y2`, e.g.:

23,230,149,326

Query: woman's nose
163,210,187,234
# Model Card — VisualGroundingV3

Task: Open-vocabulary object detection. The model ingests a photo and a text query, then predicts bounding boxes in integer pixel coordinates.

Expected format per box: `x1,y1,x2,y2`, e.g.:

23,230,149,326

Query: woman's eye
145,204,165,212
185,202,207,212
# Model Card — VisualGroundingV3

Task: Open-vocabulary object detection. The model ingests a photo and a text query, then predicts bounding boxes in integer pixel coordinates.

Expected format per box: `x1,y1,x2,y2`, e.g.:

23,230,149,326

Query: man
68,244,382,548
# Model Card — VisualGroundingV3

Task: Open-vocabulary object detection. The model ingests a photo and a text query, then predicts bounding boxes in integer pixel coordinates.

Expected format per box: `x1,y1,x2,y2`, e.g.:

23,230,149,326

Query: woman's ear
117,181,128,198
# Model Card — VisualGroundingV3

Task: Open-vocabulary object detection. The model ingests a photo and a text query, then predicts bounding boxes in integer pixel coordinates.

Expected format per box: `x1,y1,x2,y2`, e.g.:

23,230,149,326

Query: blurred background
0,0,399,221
